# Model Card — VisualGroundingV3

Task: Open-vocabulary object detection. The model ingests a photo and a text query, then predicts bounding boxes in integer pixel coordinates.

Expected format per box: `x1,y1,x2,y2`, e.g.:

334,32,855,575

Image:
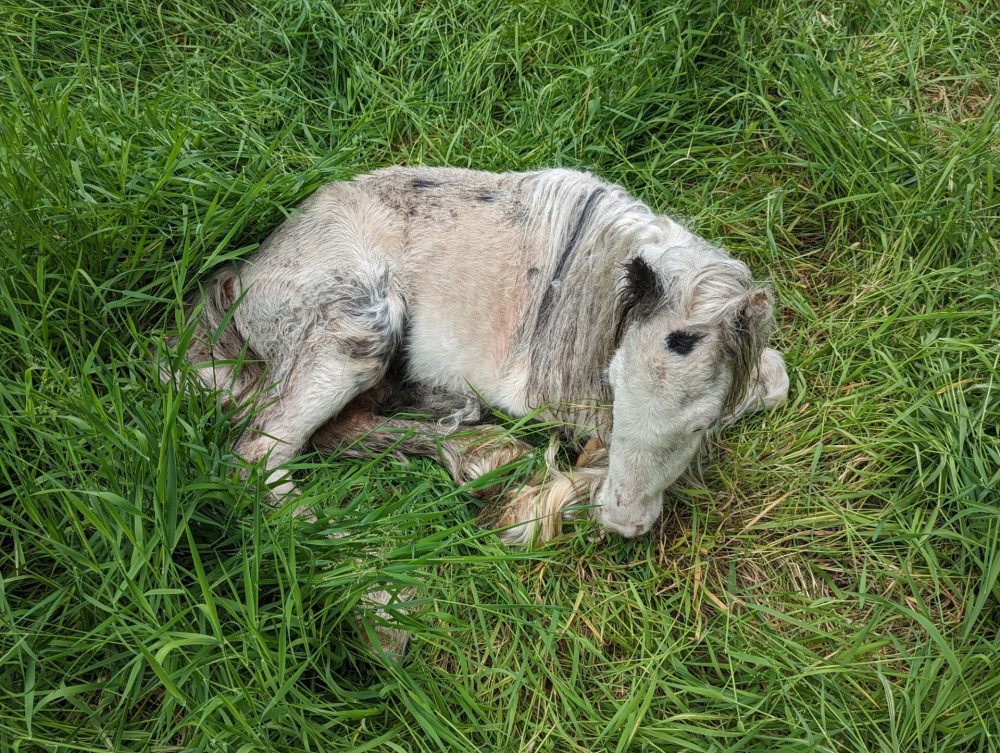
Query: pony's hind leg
234,277,407,506
236,356,376,503
311,407,534,658
229,274,418,658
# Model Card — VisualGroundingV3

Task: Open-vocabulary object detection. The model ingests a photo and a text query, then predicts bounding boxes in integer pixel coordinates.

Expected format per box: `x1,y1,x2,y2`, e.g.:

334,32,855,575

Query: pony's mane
513,169,653,426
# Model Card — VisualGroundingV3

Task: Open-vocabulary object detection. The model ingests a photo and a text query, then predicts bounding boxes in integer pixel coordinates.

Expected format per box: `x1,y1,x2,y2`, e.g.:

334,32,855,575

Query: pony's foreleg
312,411,534,498
314,413,613,545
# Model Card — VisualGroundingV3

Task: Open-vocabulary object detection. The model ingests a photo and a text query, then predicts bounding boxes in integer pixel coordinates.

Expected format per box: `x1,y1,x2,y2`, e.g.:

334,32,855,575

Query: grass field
2,0,999,750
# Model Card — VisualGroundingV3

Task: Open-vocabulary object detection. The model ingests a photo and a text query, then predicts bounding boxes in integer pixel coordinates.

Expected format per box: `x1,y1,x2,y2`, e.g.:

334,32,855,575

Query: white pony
177,166,788,652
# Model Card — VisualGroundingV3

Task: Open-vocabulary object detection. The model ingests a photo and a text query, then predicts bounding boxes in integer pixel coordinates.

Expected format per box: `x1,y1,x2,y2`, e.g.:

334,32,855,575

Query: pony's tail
172,266,266,410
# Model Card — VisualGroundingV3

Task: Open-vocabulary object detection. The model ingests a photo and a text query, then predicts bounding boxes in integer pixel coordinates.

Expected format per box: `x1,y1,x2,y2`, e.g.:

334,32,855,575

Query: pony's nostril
707,417,718,430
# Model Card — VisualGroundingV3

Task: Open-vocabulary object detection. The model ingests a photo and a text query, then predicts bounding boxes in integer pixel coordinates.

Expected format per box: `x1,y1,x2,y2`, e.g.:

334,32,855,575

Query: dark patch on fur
527,266,540,278
411,178,440,189
613,256,665,347
351,371,377,394
553,188,605,283
532,287,558,342
504,199,530,227
476,190,500,203
665,331,703,356
384,381,477,417
340,277,405,364
533,188,606,339
726,306,753,357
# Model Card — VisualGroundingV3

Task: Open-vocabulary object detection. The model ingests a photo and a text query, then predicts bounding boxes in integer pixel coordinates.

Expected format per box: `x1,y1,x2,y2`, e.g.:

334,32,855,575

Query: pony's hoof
359,587,416,661
372,624,411,661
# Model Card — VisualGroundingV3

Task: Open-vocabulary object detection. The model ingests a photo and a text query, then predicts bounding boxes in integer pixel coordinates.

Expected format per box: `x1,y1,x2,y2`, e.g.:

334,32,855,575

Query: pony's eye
665,331,703,355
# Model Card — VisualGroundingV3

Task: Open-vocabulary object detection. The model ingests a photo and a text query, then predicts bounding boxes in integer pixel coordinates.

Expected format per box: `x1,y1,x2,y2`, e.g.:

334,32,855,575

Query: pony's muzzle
593,481,662,538
595,506,661,538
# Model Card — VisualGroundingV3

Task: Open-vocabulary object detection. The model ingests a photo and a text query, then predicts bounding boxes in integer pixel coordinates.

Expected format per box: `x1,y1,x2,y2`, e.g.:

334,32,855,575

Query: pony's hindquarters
173,183,416,656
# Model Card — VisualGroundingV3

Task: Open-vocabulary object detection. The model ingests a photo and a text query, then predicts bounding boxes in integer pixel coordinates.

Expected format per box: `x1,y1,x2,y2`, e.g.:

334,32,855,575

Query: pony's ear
724,287,773,359
614,256,665,347
720,286,775,414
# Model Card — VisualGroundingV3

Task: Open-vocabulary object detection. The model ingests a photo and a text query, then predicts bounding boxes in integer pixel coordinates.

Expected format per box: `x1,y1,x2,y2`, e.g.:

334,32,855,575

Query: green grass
1,0,998,750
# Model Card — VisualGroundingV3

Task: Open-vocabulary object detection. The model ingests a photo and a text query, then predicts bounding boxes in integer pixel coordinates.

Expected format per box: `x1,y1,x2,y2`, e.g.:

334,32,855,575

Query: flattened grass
1,0,998,750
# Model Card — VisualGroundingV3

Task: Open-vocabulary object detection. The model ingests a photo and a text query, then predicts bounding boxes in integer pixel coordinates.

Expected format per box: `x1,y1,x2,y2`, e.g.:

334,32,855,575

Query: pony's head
597,243,776,537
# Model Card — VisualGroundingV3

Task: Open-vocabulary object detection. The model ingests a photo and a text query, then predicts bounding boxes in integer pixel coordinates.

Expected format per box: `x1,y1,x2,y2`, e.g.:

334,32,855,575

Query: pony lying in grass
177,166,789,652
